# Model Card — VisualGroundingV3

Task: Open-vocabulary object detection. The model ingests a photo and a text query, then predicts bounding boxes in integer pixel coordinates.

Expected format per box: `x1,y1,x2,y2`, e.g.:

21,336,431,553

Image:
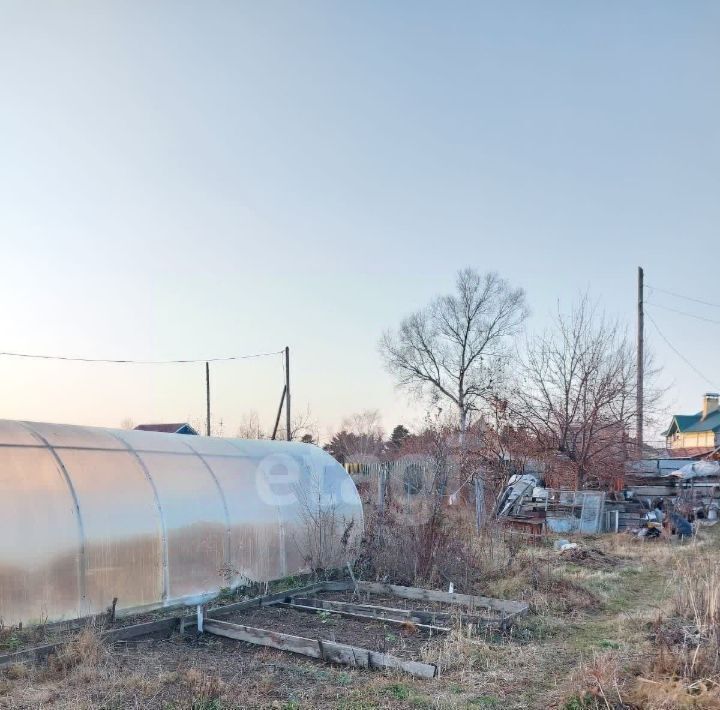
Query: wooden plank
105,617,182,642
0,617,183,670
293,596,418,619
355,582,528,616
208,582,329,618
0,582,327,670
319,640,437,679
204,619,437,679
289,596,501,627
204,619,322,658
320,581,354,592
277,602,450,633
0,642,60,669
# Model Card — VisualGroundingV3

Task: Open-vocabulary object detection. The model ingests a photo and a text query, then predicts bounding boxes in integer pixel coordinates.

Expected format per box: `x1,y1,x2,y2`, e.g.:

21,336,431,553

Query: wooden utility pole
637,267,644,455
285,346,291,441
270,385,287,440
205,361,211,437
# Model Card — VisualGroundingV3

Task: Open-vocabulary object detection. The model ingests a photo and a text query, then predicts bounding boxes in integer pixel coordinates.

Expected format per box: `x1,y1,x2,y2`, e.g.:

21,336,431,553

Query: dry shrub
673,559,720,634
564,650,629,709
49,627,104,677
355,503,515,591
629,676,720,709
483,555,601,618
182,667,224,703
426,623,505,674
626,555,720,708
3,663,27,681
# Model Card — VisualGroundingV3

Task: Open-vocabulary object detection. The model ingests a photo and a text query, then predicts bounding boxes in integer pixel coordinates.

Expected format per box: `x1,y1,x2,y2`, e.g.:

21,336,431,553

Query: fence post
377,464,386,511
474,475,485,532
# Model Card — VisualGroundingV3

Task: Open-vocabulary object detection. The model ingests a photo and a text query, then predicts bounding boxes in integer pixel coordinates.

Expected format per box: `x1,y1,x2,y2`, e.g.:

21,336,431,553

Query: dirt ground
0,528,715,709
225,604,436,660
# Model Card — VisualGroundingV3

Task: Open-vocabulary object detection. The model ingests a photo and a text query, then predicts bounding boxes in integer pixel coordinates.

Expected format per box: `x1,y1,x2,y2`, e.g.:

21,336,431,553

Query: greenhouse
0,420,363,626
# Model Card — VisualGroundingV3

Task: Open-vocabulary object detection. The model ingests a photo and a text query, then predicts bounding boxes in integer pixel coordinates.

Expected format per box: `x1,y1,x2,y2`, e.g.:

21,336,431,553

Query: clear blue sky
0,1,718,441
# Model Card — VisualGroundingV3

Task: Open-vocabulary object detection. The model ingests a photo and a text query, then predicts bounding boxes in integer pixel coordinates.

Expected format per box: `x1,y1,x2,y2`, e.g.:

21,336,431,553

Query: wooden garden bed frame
0,580,528,679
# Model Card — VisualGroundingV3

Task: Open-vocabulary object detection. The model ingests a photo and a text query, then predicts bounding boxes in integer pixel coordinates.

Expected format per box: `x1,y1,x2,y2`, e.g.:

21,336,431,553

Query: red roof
665,447,716,459
134,423,198,435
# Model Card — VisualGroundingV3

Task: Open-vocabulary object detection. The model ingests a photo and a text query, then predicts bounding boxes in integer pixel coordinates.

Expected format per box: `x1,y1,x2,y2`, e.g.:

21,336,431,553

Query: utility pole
637,267,644,456
205,361,211,437
270,385,287,441
285,346,291,441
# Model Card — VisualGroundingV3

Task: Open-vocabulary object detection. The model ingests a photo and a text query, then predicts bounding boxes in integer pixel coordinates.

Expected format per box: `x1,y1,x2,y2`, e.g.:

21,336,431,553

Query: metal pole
205,361,211,437
285,346,291,441
637,267,644,456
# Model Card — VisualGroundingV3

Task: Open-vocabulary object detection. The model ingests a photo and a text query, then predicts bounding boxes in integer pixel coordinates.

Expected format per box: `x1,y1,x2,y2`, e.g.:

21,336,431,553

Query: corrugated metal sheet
0,420,363,626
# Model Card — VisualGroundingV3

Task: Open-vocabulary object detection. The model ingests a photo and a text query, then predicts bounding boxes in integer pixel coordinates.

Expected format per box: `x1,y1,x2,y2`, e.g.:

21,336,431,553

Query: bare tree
236,410,266,439
325,409,385,463
275,404,317,442
477,396,535,494
510,297,655,489
380,269,528,438
120,418,135,430
189,416,224,437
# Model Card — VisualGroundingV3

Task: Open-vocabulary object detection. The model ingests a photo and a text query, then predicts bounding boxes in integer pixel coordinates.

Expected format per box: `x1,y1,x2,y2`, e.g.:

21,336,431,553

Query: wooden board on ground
204,619,437,679
287,596,502,628
354,581,528,617
277,601,450,633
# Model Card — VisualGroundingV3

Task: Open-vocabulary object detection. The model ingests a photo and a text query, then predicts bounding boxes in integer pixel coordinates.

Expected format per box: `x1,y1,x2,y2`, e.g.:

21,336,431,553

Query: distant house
134,423,198,435
664,393,720,456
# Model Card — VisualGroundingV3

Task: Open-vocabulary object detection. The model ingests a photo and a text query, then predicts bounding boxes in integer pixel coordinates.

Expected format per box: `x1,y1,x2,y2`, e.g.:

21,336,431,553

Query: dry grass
3,527,720,709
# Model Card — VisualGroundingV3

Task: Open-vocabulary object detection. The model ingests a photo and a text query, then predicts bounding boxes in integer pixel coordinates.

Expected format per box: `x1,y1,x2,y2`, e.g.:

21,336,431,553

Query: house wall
668,430,716,449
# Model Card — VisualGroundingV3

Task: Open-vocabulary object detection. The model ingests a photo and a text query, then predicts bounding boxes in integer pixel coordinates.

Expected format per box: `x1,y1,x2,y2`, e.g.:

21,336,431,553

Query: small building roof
665,446,716,459
685,410,720,433
664,411,720,436
134,423,198,435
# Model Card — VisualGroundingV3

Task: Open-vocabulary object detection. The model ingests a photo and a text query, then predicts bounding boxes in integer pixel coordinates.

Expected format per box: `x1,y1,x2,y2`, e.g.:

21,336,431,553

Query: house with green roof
664,393,720,455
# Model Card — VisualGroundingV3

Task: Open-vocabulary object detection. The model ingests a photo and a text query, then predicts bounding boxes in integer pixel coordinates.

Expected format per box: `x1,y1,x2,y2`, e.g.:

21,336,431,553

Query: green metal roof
686,410,720,433
666,411,720,435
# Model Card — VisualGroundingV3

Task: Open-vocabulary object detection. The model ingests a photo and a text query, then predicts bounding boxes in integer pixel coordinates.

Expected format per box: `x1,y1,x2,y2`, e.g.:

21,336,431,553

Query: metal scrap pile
625,461,720,524
494,459,720,538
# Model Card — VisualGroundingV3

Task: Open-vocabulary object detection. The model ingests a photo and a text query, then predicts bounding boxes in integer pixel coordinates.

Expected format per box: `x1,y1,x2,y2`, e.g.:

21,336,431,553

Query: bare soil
225,604,439,660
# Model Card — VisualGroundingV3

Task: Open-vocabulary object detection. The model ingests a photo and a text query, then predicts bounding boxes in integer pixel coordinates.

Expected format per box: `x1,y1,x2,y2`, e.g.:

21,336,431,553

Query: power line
646,312,720,390
0,349,284,365
646,284,720,310
646,302,720,326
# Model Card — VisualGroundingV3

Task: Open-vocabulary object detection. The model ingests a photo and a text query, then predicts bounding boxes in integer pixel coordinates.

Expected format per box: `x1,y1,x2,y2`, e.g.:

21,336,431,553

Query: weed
386,682,411,700
316,609,333,624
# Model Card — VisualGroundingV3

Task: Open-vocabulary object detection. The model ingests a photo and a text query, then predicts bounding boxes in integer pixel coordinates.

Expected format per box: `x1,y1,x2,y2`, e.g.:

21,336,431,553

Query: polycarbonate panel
56,449,164,614
27,421,125,450
184,436,241,456
113,428,196,453
200,455,284,584
138,451,227,600
276,448,364,574
0,420,44,446
0,447,80,625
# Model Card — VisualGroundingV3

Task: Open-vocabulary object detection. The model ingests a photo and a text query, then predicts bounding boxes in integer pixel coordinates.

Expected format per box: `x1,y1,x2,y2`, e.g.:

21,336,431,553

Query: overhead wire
0,349,284,364
646,284,720,310
645,301,720,326
645,311,720,391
